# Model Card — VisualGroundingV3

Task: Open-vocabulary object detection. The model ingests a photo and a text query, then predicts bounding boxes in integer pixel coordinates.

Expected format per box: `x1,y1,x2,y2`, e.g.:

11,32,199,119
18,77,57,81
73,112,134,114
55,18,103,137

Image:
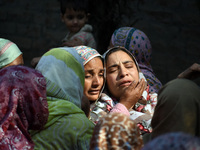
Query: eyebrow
107,60,134,69
85,69,105,73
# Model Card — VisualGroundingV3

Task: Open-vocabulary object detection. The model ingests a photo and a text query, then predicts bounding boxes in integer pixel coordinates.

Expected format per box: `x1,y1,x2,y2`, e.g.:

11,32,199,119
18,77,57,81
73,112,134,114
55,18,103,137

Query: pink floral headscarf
111,27,162,93
0,65,48,150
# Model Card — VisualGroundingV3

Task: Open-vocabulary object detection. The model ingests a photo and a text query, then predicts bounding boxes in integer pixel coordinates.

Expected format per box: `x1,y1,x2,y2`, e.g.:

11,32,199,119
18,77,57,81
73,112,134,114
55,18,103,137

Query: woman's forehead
107,50,133,63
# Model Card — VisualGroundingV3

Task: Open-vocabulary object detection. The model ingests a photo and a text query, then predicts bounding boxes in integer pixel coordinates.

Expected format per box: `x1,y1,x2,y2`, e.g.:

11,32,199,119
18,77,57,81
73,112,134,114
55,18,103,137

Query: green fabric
31,98,94,150
35,48,84,108
44,48,84,87
0,38,22,68
31,47,94,150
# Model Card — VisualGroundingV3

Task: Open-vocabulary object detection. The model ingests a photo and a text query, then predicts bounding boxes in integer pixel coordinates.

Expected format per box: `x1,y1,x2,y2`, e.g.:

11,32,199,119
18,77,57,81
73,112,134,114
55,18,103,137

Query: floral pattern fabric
0,65,48,150
90,113,144,150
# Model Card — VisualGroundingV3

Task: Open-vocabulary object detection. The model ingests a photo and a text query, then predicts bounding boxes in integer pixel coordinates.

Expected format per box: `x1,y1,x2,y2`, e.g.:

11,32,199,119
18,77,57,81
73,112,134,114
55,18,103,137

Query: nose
92,75,100,87
119,65,128,78
73,18,78,24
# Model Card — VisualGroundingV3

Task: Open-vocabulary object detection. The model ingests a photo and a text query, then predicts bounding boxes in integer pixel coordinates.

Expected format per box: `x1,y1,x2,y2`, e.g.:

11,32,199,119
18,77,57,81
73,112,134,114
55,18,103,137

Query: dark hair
60,0,89,15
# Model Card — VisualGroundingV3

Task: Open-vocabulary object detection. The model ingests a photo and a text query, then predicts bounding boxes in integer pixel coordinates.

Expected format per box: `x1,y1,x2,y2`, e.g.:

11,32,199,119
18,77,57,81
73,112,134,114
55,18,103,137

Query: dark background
1,0,200,85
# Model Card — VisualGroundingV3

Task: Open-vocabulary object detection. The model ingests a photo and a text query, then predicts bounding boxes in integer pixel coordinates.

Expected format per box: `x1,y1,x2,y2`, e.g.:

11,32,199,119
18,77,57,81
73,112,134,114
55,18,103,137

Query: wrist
119,101,133,110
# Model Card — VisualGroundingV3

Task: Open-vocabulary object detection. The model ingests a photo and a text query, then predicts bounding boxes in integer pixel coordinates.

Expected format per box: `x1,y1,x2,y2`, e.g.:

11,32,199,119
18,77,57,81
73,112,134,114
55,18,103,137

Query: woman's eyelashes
85,71,104,78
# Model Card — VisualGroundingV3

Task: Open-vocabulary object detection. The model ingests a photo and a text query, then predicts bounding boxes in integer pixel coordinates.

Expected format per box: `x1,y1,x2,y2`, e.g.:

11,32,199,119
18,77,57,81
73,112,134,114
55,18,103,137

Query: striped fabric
0,38,22,68
31,47,94,150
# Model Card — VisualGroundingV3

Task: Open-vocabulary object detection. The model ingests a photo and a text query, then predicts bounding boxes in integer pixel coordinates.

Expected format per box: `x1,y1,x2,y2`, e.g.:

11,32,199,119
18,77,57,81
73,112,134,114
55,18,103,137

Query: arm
177,63,200,80
31,57,41,68
62,37,84,47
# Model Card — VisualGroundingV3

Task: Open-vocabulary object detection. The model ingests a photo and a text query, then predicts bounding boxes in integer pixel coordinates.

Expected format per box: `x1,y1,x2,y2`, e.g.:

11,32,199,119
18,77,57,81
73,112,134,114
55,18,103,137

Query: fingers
192,63,200,71
136,78,146,94
127,78,146,91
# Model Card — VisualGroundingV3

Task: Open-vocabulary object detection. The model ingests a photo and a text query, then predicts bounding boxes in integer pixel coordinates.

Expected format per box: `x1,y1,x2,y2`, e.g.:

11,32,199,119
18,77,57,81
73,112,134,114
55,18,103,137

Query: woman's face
106,50,139,99
84,57,104,102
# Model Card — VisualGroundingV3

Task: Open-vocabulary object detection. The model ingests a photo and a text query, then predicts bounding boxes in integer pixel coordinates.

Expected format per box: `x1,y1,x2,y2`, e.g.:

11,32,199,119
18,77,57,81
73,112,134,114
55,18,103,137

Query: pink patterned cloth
110,103,130,116
0,65,48,150
62,24,96,49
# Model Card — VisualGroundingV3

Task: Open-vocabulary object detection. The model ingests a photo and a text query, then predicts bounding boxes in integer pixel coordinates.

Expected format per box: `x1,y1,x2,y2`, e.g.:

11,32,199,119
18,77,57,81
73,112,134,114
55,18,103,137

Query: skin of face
3,54,24,68
106,50,139,99
84,57,104,102
61,8,88,34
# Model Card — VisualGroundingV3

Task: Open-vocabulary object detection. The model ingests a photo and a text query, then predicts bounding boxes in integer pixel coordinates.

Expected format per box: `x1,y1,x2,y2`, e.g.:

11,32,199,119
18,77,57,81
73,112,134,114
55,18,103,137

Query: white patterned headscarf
74,45,102,65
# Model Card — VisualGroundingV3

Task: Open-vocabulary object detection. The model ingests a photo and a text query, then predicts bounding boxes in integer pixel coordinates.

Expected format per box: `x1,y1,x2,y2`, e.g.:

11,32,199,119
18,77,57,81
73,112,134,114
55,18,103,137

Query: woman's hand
119,78,146,110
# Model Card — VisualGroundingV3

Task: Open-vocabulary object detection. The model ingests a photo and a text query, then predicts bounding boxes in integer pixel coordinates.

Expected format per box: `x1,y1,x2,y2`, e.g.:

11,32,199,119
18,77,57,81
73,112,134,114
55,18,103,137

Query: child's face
62,8,88,33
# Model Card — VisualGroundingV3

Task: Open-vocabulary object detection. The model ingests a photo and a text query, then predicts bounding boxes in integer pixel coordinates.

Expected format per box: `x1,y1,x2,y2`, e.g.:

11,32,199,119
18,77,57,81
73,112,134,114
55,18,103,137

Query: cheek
84,79,91,92
106,74,115,88
100,78,104,87
130,70,139,82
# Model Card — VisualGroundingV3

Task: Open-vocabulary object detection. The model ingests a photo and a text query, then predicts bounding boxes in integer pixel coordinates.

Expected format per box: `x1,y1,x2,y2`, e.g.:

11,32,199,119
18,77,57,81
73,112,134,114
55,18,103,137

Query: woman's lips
119,81,132,87
88,90,100,95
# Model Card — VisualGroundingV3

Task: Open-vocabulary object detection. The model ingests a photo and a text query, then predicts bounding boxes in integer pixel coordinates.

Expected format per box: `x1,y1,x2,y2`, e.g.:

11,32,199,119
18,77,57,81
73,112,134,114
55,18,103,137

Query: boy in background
61,0,96,48
31,0,96,67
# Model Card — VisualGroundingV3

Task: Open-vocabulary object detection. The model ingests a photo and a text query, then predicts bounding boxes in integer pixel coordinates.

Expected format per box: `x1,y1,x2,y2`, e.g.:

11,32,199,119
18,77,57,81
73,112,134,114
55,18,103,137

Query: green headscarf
0,38,22,68
31,47,94,150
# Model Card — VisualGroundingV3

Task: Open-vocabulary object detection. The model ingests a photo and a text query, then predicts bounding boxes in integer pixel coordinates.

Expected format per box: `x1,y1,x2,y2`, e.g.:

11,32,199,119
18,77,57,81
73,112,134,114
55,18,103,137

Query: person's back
0,65,48,150
143,78,200,144
31,47,94,150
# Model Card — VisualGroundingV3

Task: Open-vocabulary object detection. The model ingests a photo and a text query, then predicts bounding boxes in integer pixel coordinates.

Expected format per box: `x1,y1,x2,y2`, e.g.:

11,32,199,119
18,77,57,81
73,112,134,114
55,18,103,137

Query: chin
89,97,98,102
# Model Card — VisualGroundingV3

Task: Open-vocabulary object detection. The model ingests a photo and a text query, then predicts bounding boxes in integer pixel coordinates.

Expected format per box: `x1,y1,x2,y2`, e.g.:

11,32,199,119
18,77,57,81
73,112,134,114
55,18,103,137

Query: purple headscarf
142,132,200,150
111,27,162,93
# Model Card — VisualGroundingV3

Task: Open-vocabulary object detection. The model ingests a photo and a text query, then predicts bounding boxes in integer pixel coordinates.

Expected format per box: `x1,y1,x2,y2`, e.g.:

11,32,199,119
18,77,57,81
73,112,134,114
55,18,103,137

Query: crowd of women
1,26,200,150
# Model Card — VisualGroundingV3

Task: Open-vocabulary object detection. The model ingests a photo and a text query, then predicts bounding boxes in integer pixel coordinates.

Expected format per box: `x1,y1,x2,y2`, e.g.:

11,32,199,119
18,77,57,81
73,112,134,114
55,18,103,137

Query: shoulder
80,24,93,32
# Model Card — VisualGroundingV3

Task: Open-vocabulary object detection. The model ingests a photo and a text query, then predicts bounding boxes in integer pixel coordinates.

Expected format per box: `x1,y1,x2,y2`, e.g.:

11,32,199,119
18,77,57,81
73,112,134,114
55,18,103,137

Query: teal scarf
31,47,94,150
